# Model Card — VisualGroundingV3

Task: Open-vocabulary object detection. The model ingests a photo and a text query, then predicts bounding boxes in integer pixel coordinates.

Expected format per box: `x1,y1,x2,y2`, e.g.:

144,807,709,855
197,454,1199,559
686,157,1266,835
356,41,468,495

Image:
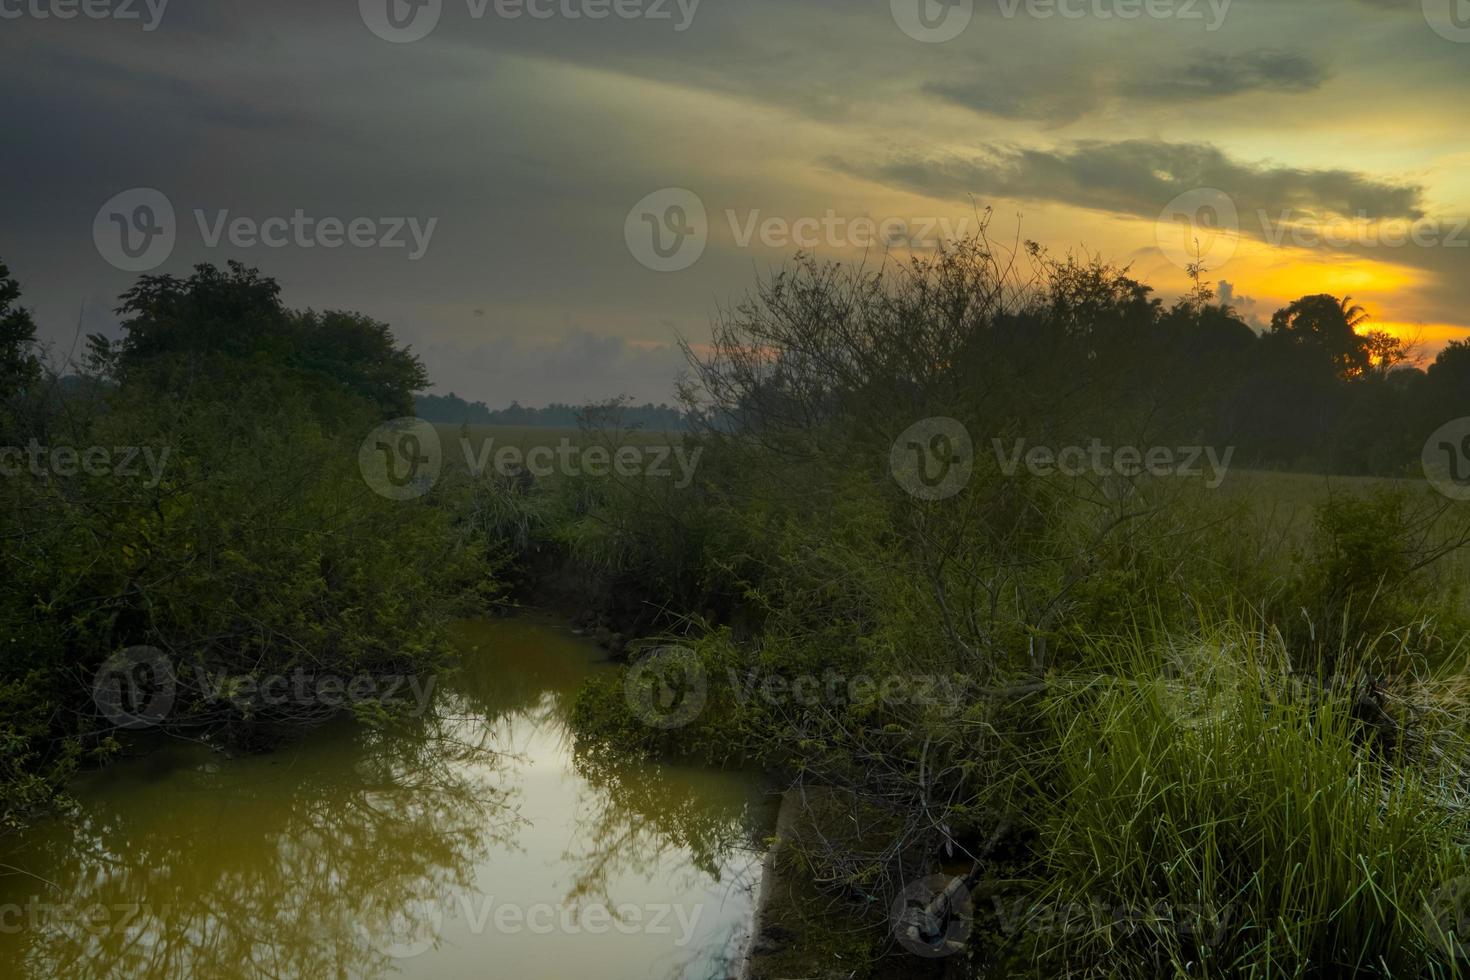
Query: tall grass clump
1003,621,1470,977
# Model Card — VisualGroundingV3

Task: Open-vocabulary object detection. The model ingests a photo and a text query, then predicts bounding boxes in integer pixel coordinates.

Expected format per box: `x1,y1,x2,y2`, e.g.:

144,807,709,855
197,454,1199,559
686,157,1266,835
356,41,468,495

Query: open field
1216,468,1470,604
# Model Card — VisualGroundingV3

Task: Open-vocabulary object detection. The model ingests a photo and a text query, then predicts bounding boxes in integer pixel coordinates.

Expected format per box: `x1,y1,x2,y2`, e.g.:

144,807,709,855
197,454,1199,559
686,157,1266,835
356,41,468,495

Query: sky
2,0,1468,406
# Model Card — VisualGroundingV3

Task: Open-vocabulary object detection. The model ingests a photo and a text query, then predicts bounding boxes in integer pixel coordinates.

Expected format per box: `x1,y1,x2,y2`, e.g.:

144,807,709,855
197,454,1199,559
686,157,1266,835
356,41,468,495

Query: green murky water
0,617,767,979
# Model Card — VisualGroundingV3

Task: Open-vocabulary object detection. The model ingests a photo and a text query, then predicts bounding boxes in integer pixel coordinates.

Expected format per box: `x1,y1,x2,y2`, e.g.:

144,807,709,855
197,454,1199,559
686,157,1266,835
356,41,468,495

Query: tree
1424,339,1470,425
0,260,39,405
1360,329,1408,377
102,262,426,419
293,309,428,419
1338,296,1370,331
1427,339,1470,391
109,261,292,372
1267,294,1374,380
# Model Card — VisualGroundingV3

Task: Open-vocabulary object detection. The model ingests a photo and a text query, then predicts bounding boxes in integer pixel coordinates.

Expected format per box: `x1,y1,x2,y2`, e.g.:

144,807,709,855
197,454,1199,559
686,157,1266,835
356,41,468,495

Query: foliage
0,260,494,831
0,261,39,406
96,261,428,419
560,234,1470,978
1005,622,1470,978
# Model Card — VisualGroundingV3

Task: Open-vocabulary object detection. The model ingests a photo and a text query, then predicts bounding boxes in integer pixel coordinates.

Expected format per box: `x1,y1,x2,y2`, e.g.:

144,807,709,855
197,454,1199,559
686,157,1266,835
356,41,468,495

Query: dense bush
564,236,1470,978
1011,622,1470,977
0,262,496,832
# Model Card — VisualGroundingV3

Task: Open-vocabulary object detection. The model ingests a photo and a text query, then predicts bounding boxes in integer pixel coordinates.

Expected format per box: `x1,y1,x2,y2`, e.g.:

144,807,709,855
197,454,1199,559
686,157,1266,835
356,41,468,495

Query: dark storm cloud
928,48,1329,125
836,140,1425,223
923,73,1105,126
1124,49,1329,100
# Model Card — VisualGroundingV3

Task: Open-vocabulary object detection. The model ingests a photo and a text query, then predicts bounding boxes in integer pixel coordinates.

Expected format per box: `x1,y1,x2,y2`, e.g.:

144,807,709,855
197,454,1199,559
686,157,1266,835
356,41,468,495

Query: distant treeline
416,392,690,431
700,256,1469,479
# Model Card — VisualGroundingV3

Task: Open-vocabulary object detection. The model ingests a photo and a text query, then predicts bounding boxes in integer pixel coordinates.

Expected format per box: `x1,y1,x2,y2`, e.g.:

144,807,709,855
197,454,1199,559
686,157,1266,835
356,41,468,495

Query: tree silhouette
0,260,39,404
1267,294,1374,380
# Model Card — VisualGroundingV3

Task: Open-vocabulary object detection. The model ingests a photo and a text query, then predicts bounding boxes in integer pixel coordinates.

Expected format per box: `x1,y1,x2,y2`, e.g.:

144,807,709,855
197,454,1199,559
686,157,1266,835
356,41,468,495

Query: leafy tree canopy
96,261,425,418
0,260,40,403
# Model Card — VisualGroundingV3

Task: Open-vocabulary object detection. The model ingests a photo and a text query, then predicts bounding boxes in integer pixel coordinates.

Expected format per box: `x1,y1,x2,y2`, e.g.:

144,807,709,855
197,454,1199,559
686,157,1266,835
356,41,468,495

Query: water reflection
0,616,767,980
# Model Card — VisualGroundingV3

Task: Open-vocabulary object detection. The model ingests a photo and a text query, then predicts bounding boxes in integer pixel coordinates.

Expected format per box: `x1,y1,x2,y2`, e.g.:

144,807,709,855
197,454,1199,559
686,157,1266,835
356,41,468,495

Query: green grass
997,620,1470,978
